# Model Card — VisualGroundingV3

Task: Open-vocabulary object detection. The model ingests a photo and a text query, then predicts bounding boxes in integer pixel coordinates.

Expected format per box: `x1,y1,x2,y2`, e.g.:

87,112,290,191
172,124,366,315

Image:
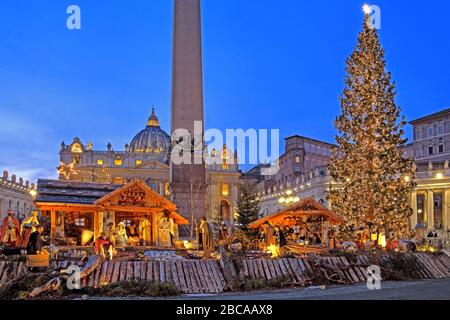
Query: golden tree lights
328,9,415,241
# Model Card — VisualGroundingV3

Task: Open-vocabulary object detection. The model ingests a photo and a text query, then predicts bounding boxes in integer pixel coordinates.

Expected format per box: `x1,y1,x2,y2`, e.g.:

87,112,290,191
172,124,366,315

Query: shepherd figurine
199,216,214,259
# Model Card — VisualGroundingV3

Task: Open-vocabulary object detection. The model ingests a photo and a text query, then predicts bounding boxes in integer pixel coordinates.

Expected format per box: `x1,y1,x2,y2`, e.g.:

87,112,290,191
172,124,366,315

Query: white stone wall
0,172,36,220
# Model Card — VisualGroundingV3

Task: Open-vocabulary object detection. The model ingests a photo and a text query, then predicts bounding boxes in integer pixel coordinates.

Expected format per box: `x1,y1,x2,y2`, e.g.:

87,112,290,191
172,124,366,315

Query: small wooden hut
35,179,188,247
249,198,342,254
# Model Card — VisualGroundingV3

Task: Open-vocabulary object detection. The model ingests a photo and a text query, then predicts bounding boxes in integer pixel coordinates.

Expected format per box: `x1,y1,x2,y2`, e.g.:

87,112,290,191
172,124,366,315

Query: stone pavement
86,278,450,300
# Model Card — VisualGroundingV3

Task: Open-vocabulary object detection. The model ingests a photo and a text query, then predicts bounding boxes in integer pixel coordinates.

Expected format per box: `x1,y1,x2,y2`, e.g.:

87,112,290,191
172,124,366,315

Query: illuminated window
295,156,301,163
75,218,86,227
97,159,103,165
114,158,123,166
135,159,142,166
221,183,229,196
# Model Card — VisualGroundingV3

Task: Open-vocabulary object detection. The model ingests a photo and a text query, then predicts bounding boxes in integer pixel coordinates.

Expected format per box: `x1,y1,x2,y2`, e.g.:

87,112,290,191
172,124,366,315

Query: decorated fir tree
236,182,261,233
328,9,415,241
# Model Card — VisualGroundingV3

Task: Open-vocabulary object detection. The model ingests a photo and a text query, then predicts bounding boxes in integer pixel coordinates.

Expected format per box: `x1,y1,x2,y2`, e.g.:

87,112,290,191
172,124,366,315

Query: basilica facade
57,109,241,224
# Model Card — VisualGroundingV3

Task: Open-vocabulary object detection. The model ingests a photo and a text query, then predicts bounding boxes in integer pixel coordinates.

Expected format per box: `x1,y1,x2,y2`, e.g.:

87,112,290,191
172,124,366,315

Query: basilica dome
130,108,171,154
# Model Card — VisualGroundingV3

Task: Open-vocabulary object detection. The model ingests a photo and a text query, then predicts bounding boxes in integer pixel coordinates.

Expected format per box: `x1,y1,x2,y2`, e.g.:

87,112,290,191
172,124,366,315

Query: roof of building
284,135,337,147
36,179,121,204
248,197,342,229
36,179,188,224
409,108,450,124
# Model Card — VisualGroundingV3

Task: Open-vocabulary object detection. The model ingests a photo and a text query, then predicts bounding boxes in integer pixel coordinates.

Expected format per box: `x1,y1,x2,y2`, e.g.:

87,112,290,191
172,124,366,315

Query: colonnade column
0,199,5,219
444,190,450,230
410,191,417,228
427,190,434,229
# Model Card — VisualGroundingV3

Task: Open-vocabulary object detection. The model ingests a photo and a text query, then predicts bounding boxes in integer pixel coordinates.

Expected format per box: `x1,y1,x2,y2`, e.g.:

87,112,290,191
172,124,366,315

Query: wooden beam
152,211,158,246
93,210,100,240
50,209,56,243
37,203,97,213
99,205,162,213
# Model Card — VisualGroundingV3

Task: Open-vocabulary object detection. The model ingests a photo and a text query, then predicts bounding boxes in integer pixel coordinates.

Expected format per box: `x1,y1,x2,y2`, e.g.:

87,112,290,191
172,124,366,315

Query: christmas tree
328,7,415,241
236,182,261,232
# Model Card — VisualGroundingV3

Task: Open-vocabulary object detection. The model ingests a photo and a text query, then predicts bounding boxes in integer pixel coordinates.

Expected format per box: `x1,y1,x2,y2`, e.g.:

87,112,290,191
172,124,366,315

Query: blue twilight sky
0,0,449,182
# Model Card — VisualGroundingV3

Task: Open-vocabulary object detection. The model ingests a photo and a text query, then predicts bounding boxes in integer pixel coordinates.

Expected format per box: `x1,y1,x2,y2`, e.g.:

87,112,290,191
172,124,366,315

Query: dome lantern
147,107,160,127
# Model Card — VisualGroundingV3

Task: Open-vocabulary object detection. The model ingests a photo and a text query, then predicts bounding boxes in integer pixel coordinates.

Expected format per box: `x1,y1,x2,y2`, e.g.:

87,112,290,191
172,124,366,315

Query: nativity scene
34,179,188,249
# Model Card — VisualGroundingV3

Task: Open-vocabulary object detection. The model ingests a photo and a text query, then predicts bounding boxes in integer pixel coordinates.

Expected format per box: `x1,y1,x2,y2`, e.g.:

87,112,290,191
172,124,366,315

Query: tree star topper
362,4,373,15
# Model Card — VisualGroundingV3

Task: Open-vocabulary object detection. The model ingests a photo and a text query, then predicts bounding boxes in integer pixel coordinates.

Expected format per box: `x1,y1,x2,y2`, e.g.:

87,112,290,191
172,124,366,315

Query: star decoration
362,4,372,15
57,161,79,180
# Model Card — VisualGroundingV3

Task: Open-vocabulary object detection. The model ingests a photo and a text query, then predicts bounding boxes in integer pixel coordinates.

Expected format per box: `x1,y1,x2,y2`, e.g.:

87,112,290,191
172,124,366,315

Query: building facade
406,109,450,232
0,170,36,220
244,135,335,217
255,108,450,235
409,108,450,162
57,109,241,224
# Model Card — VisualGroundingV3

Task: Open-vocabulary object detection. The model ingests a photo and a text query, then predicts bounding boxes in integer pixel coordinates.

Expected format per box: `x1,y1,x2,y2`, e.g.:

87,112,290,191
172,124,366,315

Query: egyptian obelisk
170,0,206,236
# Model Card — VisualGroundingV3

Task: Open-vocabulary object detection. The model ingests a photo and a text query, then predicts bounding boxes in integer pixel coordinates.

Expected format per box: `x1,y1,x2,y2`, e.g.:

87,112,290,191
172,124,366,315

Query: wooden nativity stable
249,198,342,253
35,179,188,247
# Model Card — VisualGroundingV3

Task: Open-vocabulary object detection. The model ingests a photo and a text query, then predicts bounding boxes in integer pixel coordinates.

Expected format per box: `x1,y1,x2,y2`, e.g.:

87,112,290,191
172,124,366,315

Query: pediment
136,160,169,170
94,179,175,210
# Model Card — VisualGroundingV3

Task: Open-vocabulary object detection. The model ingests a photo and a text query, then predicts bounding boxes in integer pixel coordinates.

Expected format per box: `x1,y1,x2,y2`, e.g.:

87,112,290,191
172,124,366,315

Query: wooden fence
1,253,450,295
242,253,450,284
0,259,226,294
